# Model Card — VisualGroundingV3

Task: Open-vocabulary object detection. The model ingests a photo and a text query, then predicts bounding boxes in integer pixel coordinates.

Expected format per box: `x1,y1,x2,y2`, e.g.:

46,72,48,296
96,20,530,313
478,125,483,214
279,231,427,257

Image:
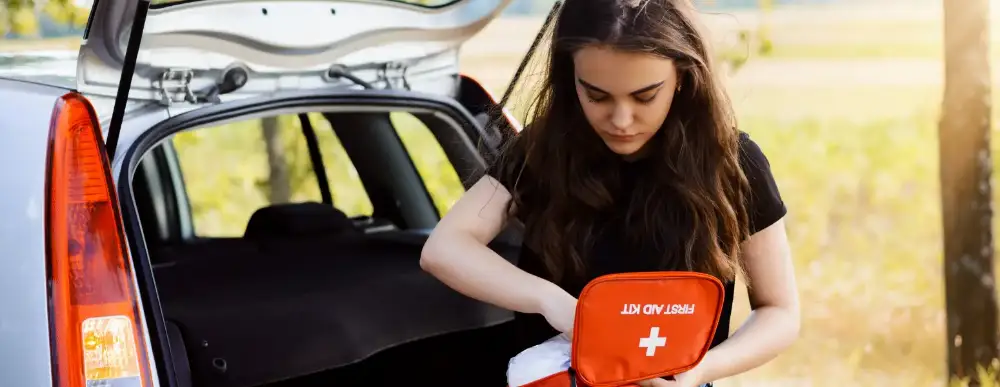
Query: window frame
165,112,381,238
127,94,488,243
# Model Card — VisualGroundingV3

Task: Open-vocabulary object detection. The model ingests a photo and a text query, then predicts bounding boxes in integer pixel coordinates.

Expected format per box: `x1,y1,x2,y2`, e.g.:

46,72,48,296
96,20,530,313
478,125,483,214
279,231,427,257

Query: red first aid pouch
512,271,725,387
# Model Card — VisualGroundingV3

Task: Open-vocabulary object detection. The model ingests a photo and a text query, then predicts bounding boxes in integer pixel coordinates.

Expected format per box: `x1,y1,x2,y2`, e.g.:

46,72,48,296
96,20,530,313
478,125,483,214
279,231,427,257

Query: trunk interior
149,222,521,387
127,87,525,387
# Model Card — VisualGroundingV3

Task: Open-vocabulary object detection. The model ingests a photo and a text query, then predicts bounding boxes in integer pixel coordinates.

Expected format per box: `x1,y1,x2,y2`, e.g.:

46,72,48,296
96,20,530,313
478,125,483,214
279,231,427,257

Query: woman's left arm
642,134,799,387
641,216,799,387
693,216,800,384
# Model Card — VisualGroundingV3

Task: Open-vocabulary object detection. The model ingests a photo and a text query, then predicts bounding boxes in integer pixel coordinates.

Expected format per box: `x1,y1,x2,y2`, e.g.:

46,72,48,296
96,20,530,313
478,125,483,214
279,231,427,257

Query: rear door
79,0,513,105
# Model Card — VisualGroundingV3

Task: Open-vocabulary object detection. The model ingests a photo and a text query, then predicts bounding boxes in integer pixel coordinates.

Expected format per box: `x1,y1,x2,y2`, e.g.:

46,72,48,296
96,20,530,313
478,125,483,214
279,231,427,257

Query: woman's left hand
635,367,704,387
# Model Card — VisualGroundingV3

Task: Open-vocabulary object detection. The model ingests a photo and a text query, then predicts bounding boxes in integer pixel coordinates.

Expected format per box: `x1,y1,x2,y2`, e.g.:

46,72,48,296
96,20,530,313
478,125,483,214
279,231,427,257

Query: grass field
4,4,995,386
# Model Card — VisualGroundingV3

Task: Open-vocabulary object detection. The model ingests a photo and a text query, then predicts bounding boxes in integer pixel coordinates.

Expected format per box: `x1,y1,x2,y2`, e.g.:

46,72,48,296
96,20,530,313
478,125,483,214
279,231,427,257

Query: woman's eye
634,93,658,104
588,94,609,103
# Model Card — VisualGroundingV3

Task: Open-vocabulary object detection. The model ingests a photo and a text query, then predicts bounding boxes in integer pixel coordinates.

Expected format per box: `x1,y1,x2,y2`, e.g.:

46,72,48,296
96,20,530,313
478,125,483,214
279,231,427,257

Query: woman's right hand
539,286,579,338
423,177,582,336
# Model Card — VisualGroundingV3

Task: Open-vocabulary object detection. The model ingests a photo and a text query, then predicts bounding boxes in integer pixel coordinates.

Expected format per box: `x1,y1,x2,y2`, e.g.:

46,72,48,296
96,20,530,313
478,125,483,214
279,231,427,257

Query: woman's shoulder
484,134,531,190
736,131,778,184
737,131,769,168
735,131,787,234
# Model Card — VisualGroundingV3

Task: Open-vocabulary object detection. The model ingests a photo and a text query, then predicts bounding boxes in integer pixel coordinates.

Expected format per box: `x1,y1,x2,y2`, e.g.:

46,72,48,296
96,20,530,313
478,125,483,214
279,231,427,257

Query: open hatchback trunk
74,1,537,387
120,91,526,387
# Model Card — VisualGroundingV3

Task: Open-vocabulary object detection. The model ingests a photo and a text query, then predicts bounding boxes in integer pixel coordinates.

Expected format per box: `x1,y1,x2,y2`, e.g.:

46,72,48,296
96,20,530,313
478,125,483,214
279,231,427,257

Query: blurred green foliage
170,111,464,237
951,363,1000,387
391,112,467,216
0,0,89,37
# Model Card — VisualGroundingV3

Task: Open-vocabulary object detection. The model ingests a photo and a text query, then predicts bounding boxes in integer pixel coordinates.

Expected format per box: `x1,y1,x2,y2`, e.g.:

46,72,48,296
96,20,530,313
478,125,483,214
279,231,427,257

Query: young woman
420,0,800,385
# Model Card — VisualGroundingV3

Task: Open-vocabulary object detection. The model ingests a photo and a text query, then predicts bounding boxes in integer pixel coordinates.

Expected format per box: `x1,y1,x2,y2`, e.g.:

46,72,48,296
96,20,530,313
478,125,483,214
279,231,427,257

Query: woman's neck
622,151,646,163
621,140,656,163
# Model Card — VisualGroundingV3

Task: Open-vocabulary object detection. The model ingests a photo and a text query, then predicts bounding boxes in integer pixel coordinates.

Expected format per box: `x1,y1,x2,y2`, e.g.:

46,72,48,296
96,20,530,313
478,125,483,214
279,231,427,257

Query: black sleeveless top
485,131,787,353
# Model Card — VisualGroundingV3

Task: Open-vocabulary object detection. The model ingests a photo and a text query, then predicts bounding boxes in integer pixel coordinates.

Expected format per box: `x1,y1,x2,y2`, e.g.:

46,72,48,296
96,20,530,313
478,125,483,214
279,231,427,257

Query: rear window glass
151,0,459,7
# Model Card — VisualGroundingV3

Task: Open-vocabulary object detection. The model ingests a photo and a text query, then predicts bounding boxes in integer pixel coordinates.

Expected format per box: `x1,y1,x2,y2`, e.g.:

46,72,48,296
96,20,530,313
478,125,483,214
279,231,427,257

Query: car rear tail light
45,91,154,387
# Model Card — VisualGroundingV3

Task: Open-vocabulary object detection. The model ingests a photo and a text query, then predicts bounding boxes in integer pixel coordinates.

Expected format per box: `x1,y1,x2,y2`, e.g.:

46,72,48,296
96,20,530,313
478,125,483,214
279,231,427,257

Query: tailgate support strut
97,1,184,384
105,0,151,161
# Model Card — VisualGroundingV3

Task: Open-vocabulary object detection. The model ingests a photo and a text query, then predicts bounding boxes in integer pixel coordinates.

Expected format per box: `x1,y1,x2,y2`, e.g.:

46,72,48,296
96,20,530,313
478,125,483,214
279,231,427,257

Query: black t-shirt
486,131,787,352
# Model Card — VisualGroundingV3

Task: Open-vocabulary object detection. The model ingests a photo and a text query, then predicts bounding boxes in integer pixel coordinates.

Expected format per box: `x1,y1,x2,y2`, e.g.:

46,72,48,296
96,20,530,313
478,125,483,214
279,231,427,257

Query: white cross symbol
638,327,667,357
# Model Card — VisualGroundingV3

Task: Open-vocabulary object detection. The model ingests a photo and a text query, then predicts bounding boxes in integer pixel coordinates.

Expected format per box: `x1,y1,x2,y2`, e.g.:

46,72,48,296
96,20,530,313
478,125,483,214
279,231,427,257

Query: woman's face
572,46,679,157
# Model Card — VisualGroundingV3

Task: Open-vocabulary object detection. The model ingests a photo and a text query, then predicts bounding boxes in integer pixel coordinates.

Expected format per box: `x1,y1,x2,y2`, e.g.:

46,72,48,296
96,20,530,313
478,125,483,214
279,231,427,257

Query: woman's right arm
420,176,577,331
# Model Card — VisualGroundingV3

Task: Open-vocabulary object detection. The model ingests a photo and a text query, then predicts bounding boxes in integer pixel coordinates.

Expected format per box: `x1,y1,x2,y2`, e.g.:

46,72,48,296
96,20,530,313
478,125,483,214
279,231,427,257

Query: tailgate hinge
326,61,411,91
155,68,198,105
379,62,411,91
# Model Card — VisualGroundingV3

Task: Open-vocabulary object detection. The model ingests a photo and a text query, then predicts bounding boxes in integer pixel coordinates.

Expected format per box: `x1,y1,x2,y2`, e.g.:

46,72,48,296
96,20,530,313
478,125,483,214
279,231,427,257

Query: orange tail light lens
46,92,154,387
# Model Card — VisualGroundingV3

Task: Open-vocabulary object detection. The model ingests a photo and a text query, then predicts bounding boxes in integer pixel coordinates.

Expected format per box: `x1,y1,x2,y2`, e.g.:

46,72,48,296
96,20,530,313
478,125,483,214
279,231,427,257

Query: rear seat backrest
244,202,359,240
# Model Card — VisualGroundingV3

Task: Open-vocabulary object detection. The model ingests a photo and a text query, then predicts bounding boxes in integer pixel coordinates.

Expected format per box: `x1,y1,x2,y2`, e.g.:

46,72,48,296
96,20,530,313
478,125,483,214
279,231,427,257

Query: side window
390,112,466,217
306,113,375,217
171,114,373,237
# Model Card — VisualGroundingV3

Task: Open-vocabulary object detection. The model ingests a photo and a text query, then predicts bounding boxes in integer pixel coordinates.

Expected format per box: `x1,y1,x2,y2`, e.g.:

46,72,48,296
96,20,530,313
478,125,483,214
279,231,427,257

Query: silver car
0,0,530,386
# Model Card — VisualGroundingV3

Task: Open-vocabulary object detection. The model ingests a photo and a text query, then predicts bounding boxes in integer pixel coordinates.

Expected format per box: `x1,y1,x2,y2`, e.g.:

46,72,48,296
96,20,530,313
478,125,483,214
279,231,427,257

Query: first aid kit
507,271,725,387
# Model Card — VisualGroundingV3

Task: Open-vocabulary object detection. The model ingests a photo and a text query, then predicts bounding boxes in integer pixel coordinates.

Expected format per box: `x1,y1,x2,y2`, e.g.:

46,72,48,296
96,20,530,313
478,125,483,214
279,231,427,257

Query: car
0,0,536,386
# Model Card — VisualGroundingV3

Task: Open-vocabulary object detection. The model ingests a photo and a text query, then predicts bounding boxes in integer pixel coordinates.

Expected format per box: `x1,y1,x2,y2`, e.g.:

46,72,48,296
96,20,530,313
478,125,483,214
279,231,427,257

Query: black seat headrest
244,202,357,239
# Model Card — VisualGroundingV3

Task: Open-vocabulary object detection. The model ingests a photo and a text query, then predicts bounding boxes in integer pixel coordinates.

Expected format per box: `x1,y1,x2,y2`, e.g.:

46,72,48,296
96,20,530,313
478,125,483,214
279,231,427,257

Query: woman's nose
610,103,633,130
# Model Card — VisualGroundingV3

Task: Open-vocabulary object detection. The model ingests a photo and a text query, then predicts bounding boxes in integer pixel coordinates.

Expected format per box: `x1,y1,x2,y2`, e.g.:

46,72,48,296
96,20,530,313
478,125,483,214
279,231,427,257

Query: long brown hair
490,0,751,284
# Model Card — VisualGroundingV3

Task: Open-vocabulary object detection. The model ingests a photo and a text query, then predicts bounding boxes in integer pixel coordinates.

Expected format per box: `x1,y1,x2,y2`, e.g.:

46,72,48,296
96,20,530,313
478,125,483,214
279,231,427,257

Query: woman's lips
606,132,641,141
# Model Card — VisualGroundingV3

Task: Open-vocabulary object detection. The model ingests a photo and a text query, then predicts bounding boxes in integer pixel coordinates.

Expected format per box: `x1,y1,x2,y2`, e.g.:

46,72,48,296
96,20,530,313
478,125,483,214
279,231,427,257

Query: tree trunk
939,0,995,384
262,116,291,204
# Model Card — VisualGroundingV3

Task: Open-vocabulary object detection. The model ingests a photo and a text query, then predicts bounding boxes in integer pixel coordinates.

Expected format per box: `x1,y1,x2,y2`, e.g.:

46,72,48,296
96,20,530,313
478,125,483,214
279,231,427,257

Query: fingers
635,379,668,387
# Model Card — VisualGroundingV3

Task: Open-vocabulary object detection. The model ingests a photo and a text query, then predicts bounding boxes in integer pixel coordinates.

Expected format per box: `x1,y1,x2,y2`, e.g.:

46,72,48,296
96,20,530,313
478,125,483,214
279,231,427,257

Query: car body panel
0,78,71,387
0,77,175,387
105,103,181,174
0,51,78,88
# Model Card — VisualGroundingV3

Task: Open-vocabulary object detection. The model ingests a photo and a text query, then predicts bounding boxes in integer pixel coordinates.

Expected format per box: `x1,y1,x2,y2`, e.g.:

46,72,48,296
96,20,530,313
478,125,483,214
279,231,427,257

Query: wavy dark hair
488,0,752,285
